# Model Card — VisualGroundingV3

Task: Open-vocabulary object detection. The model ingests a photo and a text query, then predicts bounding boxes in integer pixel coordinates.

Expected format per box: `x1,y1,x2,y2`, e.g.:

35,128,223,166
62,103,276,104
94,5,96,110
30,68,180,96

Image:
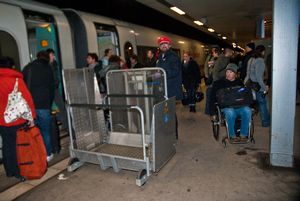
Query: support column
271,0,299,167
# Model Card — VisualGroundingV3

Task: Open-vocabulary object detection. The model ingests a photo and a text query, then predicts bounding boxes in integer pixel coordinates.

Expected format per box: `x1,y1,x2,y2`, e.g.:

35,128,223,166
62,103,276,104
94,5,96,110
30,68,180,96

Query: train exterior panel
0,0,207,71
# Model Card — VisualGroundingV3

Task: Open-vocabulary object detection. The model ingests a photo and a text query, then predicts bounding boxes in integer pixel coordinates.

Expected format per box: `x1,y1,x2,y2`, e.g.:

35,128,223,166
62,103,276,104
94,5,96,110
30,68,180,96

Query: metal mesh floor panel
96,144,143,160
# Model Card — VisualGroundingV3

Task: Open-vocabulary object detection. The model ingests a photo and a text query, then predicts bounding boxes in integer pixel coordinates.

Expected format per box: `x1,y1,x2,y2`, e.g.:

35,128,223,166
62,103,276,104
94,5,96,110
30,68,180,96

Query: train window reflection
94,23,120,59
124,42,134,68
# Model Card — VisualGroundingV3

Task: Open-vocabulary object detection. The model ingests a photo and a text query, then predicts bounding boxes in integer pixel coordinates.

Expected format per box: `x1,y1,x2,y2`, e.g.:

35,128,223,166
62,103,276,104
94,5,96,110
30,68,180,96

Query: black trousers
0,125,21,177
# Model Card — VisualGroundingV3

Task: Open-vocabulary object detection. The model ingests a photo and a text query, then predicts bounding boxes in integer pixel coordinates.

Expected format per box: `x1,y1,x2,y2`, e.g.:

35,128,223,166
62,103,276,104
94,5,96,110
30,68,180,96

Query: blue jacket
157,50,182,100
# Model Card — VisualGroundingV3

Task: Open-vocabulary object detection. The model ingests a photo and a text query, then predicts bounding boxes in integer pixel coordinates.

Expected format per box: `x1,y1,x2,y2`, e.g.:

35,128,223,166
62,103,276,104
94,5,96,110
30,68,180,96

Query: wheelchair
211,104,255,147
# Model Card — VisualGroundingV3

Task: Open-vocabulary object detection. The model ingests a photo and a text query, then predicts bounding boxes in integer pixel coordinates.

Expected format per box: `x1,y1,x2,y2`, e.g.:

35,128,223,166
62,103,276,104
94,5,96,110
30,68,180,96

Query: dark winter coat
156,49,182,100
239,50,254,81
182,58,200,89
22,59,55,109
209,78,244,115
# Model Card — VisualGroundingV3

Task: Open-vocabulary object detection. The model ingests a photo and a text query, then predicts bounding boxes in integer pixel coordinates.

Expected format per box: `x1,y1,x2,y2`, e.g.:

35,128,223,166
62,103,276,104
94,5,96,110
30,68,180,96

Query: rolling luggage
16,126,47,179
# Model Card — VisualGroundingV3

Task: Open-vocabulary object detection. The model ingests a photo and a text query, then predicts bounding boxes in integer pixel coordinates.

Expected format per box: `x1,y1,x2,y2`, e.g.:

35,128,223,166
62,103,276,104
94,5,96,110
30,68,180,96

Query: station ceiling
137,0,273,47
38,0,272,48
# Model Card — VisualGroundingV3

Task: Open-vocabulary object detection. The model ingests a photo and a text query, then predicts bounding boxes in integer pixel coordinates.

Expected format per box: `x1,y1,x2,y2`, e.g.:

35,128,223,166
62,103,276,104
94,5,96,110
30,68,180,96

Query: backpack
16,126,47,179
216,86,255,109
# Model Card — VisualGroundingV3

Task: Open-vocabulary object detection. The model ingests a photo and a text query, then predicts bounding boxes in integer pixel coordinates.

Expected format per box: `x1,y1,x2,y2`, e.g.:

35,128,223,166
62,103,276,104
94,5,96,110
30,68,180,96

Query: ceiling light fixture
222,36,227,40
178,41,185,44
193,20,203,26
170,6,185,15
208,28,215,32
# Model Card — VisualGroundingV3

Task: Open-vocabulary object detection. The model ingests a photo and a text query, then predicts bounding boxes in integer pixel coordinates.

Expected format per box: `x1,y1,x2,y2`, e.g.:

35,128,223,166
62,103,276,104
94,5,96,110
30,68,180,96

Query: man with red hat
156,36,182,140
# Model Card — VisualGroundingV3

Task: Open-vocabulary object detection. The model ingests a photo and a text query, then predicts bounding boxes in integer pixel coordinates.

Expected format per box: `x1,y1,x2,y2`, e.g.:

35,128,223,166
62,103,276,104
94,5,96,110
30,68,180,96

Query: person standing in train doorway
23,51,55,162
156,36,182,140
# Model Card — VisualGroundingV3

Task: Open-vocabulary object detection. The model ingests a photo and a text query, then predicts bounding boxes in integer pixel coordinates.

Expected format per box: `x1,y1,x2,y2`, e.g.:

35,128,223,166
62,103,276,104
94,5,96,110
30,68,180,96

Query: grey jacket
244,57,266,92
212,54,230,82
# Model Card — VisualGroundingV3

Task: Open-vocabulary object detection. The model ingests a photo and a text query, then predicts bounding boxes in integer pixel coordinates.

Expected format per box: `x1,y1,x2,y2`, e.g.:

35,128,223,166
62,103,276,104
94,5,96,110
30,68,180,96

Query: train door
23,10,64,95
0,31,20,70
0,3,31,69
94,23,120,59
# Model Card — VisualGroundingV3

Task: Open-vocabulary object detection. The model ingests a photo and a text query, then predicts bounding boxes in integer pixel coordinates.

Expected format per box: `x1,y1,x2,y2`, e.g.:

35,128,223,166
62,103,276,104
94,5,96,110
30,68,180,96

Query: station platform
0,101,299,201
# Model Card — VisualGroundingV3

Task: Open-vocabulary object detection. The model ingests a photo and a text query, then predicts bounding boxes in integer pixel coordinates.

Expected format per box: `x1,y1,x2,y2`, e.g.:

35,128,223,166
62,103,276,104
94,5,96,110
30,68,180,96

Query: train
0,0,218,72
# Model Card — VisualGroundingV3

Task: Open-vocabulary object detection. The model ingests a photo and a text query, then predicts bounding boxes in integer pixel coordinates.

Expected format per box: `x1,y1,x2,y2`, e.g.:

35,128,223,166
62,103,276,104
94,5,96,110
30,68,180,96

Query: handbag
195,88,204,102
4,78,33,123
245,79,261,92
181,85,188,105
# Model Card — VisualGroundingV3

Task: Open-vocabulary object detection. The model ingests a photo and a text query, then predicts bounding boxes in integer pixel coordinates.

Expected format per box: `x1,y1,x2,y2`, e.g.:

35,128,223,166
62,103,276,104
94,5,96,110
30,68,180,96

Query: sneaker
47,154,54,162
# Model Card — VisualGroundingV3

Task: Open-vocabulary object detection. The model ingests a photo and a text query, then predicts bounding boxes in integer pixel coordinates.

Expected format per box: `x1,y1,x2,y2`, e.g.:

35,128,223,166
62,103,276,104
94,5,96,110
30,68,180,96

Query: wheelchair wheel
212,121,220,141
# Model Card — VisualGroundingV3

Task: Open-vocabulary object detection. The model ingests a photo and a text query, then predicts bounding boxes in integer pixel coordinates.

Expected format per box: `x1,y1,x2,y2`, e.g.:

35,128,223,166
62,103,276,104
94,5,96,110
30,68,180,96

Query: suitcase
16,126,47,179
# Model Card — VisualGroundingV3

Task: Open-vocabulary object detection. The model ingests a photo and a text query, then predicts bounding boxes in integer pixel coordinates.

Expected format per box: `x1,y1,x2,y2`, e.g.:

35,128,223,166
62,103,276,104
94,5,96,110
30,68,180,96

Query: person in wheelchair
209,63,252,142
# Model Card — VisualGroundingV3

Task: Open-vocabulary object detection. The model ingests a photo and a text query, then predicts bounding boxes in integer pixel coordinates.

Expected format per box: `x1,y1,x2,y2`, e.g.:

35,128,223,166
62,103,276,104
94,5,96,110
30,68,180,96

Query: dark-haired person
239,42,255,81
23,51,55,161
130,54,143,69
101,48,113,67
46,48,68,134
0,57,36,181
86,52,103,92
244,45,270,127
99,55,122,93
145,49,157,67
182,51,201,112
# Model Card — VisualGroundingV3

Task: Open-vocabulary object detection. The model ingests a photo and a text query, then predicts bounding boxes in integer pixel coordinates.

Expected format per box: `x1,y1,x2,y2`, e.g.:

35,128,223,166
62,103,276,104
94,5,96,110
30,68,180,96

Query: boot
189,106,196,113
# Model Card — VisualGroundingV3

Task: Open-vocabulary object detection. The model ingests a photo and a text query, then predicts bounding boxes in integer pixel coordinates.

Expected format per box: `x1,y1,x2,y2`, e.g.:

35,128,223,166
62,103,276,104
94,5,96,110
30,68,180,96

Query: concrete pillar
271,0,299,167
256,16,265,38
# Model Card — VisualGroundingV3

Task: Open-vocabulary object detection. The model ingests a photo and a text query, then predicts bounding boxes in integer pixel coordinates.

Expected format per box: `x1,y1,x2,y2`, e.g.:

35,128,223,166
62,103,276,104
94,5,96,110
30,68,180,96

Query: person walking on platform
0,57,36,181
213,47,234,82
23,51,55,162
156,36,182,140
239,42,255,81
182,52,201,112
244,45,270,127
204,47,219,115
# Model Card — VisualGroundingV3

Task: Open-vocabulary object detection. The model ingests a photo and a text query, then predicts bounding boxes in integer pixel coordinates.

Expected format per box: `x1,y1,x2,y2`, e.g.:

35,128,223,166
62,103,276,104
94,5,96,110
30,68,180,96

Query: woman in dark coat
182,52,201,112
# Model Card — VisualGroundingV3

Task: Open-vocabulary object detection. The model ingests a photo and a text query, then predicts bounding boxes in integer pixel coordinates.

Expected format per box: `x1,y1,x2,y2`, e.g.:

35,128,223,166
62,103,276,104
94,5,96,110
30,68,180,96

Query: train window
0,31,20,70
94,23,120,59
124,42,134,68
22,10,61,65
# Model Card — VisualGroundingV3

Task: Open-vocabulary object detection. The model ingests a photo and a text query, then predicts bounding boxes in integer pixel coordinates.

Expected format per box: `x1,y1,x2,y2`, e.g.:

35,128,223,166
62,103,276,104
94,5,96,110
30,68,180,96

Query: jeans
205,87,212,115
36,109,52,156
256,91,270,127
222,106,252,138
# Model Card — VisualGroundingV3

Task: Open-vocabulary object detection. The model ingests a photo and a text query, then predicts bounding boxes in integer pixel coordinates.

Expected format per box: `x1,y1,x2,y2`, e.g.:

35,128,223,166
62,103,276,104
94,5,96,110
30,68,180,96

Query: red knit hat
157,36,171,45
